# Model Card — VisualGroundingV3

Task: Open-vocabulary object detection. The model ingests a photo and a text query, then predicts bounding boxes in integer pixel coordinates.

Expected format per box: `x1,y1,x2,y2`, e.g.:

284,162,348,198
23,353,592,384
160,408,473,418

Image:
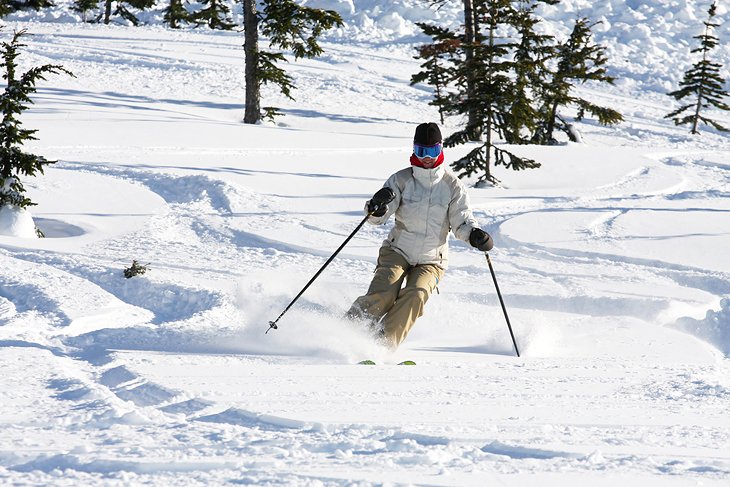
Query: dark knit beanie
413,122,442,145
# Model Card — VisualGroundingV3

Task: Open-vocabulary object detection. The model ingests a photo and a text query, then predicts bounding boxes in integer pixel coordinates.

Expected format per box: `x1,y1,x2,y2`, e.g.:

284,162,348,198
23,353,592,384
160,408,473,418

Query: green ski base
357,360,416,365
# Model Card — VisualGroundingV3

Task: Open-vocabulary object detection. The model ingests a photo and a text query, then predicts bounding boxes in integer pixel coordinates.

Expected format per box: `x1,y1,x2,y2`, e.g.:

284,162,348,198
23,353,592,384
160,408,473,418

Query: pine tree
191,0,234,30
24,0,54,9
163,0,190,29
410,24,460,124
102,0,155,26
534,17,622,144
0,1,13,16
419,0,484,139
438,0,542,184
71,0,98,22
416,1,622,183
243,0,343,124
504,0,555,144
665,2,729,134
1,0,54,16
0,30,73,209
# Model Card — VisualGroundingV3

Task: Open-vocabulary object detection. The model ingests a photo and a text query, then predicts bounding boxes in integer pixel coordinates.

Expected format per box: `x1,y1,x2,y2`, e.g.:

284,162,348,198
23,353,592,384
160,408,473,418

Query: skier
347,122,493,349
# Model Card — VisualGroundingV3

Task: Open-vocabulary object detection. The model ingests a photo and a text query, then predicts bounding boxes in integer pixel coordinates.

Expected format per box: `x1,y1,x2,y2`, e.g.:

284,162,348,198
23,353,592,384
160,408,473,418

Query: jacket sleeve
448,177,480,243
365,172,402,225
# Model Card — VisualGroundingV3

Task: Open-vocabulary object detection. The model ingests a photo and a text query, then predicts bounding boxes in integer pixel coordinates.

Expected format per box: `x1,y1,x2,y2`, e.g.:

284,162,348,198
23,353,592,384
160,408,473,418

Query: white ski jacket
367,164,480,269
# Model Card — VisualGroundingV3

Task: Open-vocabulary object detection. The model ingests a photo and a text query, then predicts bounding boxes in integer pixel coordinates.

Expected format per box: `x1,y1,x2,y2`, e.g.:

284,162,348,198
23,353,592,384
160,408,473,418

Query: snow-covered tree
243,0,343,124
1,30,73,210
665,2,729,134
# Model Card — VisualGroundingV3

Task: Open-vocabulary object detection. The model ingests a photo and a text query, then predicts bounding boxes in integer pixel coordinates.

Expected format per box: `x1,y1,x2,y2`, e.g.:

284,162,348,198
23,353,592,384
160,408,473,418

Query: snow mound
0,205,37,238
0,296,17,320
674,298,730,356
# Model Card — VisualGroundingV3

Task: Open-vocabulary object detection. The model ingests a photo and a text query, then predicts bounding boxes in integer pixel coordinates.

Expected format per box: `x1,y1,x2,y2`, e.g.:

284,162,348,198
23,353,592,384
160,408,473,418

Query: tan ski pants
347,246,444,348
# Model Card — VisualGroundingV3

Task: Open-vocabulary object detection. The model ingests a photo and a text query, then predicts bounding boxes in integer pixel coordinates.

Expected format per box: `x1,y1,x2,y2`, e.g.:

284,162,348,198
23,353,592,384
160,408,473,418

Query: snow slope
2,1,730,485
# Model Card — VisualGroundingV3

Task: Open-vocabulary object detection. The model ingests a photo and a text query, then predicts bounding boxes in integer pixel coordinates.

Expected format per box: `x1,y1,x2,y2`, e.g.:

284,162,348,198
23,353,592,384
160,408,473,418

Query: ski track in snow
1,13,730,486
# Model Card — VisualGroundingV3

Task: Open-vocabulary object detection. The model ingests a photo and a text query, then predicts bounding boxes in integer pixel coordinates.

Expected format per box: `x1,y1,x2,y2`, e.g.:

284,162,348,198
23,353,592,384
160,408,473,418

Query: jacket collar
411,164,445,185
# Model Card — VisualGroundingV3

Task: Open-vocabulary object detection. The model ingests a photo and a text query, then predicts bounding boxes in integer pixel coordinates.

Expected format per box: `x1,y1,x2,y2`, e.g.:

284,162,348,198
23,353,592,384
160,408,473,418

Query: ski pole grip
368,187,395,215
371,187,395,206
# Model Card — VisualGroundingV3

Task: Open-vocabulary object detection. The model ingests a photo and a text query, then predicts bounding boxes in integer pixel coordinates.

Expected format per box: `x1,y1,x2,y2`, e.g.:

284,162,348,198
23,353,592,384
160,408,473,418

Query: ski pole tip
265,321,278,334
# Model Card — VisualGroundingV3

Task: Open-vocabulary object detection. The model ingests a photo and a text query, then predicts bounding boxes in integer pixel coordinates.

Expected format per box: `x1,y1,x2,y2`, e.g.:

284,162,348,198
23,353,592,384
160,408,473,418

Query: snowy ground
1,2,730,485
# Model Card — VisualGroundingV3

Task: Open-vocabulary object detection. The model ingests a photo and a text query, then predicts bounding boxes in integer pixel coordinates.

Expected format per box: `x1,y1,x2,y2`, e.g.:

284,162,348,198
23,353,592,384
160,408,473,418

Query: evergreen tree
23,0,54,9
534,17,622,144
411,24,460,124
0,30,73,209
101,0,155,26
1,0,54,16
243,0,343,124
421,0,543,184
72,0,98,22
415,1,621,183
665,2,729,134
163,0,190,29
503,0,555,144
0,1,13,17
191,0,234,30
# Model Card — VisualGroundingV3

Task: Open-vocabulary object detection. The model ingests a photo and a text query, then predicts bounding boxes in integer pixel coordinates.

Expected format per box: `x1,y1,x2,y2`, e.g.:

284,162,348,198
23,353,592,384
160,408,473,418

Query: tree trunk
691,31,711,135
104,0,112,24
169,0,178,29
545,100,558,142
243,0,260,124
484,13,496,179
463,0,481,140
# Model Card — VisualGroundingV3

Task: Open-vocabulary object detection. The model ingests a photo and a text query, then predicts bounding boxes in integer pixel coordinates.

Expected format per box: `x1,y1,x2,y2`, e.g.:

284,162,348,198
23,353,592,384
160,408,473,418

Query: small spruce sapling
0,29,73,211
123,260,150,279
665,2,729,134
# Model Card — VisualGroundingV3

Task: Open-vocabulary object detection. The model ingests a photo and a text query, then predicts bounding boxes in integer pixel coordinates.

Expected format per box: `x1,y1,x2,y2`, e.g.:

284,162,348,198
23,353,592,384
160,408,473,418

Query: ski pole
266,189,395,334
485,252,520,357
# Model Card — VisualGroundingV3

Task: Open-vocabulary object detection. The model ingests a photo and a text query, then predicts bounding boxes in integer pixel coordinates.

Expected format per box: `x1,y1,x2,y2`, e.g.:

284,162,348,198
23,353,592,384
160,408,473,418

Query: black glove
469,228,494,252
367,187,395,217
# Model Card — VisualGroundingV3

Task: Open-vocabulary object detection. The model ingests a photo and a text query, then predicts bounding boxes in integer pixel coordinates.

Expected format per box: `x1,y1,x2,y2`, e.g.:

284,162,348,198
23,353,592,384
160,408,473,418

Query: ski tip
357,360,415,365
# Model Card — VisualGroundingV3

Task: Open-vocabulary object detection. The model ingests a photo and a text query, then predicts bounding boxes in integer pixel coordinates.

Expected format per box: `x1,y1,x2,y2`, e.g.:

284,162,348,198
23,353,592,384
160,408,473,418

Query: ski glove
367,187,395,217
469,228,494,252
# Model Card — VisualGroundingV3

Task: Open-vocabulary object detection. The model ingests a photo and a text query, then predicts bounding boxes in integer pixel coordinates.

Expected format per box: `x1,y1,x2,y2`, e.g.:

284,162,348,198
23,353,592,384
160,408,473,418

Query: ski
356,360,416,365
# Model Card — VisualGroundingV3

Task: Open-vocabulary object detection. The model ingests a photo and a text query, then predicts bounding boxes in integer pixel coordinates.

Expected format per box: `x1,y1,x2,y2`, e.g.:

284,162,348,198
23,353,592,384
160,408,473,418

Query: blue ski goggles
413,143,442,159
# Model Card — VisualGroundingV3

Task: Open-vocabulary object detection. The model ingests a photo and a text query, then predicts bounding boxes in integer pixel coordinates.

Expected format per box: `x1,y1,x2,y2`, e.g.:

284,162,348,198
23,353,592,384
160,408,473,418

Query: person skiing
347,122,493,349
